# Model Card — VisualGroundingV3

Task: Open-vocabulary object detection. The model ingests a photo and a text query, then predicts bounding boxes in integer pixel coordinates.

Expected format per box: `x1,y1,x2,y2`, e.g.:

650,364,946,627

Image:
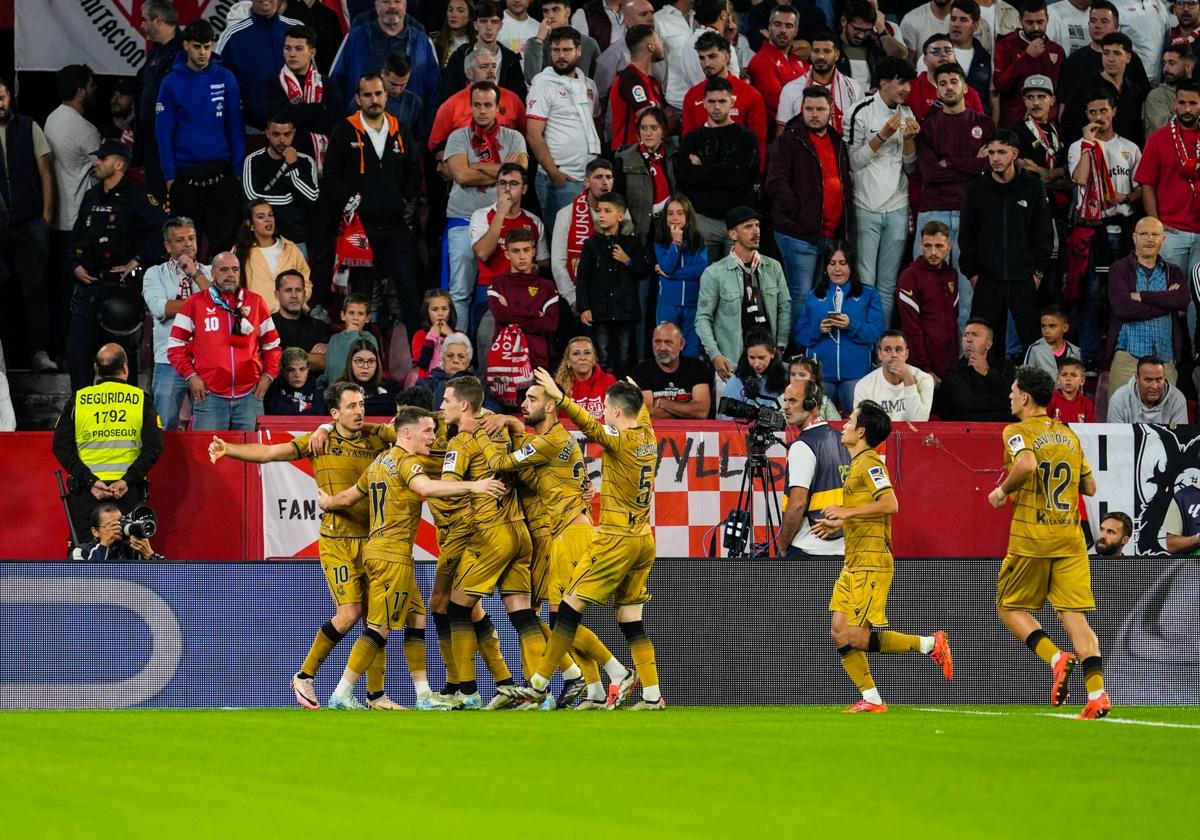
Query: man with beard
135,0,184,201
1012,75,1071,218
441,0,529,103
777,32,864,134
839,0,895,91
681,32,768,170
992,0,1066,128
906,33,985,121
631,322,713,419
1135,80,1200,283
746,5,808,132
1060,32,1146,147
1145,45,1197,136
1094,512,1132,556
1165,0,1200,76
526,26,602,236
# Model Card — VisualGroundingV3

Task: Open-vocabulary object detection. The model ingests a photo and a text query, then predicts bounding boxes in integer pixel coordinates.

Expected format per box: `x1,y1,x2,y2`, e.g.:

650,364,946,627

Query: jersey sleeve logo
632,84,647,103
514,443,536,462
442,451,459,473
1007,434,1026,456
410,463,423,474
867,465,890,490
603,424,619,436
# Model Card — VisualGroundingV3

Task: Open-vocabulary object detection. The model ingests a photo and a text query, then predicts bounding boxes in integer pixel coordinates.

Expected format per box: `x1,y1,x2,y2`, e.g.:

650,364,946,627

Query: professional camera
718,395,787,433
120,505,157,540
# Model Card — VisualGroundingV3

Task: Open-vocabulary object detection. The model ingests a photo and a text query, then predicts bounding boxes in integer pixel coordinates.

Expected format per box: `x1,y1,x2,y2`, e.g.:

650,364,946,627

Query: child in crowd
1023,305,1080,378
264,347,327,415
487,227,560,372
411,290,457,378
1047,357,1095,423
653,196,708,358
321,293,380,387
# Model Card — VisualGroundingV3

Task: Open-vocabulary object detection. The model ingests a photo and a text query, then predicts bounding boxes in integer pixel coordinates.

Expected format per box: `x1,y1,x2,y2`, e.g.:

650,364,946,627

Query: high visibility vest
74,380,144,481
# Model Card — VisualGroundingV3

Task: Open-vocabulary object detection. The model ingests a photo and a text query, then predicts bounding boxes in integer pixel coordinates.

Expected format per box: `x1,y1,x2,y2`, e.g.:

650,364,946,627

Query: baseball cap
91,139,132,160
724,206,760,230
1023,74,1054,94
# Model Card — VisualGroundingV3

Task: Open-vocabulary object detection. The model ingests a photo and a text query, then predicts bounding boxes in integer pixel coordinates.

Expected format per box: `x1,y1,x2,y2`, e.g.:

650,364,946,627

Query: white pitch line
1039,713,1200,730
912,707,1009,716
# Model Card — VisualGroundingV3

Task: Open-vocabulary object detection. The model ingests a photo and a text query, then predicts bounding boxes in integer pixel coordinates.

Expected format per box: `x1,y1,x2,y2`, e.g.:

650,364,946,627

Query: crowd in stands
2,0,1200,432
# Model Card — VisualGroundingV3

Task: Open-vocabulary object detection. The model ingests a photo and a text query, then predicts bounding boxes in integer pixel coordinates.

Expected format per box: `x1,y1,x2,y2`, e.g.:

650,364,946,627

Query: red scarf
1078,140,1116,223
1171,117,1200,195
1170,26,1199,46
1025,116,1061,169
565,191,594,281
638,143,670,205
468,120,502,164
279,64,327,171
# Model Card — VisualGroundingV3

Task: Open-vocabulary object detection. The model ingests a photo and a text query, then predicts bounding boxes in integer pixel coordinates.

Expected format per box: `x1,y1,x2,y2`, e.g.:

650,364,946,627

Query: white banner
14,0,241,75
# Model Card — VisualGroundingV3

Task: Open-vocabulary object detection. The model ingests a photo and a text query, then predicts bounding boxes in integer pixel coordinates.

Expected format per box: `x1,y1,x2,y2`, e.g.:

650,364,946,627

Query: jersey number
573,460,587,490
634,464,653,508
203,315,220,332
369,481,387,524
1037,461,1073,512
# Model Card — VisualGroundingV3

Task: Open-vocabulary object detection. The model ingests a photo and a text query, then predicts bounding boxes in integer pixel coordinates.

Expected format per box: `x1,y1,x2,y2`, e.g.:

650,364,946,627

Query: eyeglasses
497,179,523,188
352,357,377,366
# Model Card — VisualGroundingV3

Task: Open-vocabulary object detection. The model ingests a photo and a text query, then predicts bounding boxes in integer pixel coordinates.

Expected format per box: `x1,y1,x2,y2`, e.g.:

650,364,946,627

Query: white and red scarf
1025,116,1061,169
469,120,502,164
565,191,594,281
1078,139,1116,223
638,143,670,206
1171,117,1200,196
279,64,327,171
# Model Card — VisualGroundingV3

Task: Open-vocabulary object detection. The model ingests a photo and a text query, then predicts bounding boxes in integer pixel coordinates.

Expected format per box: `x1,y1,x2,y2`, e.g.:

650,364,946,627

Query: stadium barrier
1,558,1193,708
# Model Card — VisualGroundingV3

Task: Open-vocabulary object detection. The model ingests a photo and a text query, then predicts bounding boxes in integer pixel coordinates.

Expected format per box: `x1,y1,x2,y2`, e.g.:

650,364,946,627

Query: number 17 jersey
1002,415,1092,558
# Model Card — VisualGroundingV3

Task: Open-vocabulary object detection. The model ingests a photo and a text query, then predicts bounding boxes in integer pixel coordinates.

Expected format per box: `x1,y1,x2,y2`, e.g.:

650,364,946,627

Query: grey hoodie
1106,380,1188,424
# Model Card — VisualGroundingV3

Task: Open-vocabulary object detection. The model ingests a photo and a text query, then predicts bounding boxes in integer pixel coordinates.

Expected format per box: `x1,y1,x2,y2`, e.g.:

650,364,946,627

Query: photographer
717,329,788,420
70,502,162,562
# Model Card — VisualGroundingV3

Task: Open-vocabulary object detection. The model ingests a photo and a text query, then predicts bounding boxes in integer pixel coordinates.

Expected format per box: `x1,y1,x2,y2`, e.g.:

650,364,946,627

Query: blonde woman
554,336,616,419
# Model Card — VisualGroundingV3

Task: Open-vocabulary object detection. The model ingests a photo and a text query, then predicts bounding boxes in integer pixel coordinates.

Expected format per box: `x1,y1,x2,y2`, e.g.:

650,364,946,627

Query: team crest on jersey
868,466,889,489
514,443,536,462
528,285,540,297
971,126,983,139
1007,434,1025,455
442,451,459,472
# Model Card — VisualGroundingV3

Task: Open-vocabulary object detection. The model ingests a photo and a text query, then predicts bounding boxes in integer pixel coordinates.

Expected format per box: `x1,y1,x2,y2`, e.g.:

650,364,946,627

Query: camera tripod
722,430,784,558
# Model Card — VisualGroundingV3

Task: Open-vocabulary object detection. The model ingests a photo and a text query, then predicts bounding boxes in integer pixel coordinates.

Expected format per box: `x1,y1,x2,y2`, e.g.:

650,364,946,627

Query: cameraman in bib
70,501,162,562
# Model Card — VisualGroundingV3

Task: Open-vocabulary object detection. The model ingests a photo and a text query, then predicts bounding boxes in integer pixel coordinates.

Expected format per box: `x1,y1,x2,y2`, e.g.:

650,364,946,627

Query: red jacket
746,43,806,131
168,287,282,399
568,365,617,420
896,256,961,376
681,75,768,173
487,271,561,371
992,31,1066,128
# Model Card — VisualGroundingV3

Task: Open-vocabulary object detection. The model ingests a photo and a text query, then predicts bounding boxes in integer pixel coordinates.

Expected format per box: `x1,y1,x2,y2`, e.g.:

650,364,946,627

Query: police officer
53,343,163,544
66,139,166,391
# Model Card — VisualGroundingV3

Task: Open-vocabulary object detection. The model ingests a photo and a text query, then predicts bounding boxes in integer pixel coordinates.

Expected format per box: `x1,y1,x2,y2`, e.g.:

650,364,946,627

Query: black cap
113,77,137,96
724,206,760,230
91,139,132,160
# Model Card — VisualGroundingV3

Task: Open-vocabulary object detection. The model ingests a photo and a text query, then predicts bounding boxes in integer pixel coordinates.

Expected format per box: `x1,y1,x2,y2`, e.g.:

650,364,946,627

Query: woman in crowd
554,335,617,420
433,0,474,68
337,338,399,416
614,107,675,245
718,328,789,419
788,355,841,420
795,241,884,412
417,331,502,411
234,200,309,311
652,195,707,357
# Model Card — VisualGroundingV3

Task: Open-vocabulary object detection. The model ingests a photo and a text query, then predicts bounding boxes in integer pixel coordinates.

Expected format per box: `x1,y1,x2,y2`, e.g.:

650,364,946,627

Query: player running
814,399,953,713
316,406,507,710
988,367,1110,719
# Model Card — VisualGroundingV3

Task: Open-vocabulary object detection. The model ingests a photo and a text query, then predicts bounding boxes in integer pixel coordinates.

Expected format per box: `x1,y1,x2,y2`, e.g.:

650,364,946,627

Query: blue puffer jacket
795,283,884,383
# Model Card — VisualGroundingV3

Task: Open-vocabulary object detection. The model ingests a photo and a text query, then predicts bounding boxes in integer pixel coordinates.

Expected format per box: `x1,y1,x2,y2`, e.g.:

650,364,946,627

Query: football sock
299,620,346,678
586,682,606,701
1025,629,1061,666
403,626,427,678
573,652,601,685
601,656,629,684
539,619,582,679
365,642,386,696
533,602,582,689
838,644,876,694
335,629,386,698
870,631,924,654
1082,656,1105,699
413,678,432,699
474,615,512,684
432,611,456,692
620,620,659,691
574,625,616,674
508,608,547,681
449,602,479,695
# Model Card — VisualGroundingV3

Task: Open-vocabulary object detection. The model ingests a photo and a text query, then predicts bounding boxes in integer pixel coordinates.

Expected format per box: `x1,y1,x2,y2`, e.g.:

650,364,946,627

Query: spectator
1046,0,1092,56
852,330,935,421
747,5,808,131
338,337,400,415
572,0,627,52
553,335,617,418
330,0,441,123
272,268,331,372
675,77,760,263
68,141,166,391
1146,46,1197,137
845,56,918,329
322,292,380,388
946,1,994,112
959,129,1055,362
607,24,667,151
992,0,1066,127
526,26,602,236
215,0,301,131
695,207,791,392
1116,0,1171,86
444,82,529,329
613,107,675,245
660,0,701,110
1093,511,1132,556
1136,81,1200,296
575,192,651,378
135,0,184,200
651,195,708,358
1065,88,1141,367
900,0,960,57
1060,32,1147,147
233,200,311,310
768,86,852,345
410,289,457,378
668,0,740,108
167,251,281,430
441,0,528,103
433,0,475,70
796,241,884,411
594,1,661,132
382,52,429,146
719,328,789,417
323,73,422,332
937,318,1014,421
776,32,865,135
906,34,986,121
155,19,246,255
1021,303,1080,378
0,77,54,372
281,0,344,76
486,226,560,372
743,0,832,53
417,329,504,410
550,158,617,315
839,0,900,92
1047,356,1096,422
429,48,527,156
974,0,1020,55
499,0,542,57
262,24,346,172
242,112,320,253
1166,0,1200,69
103,78,138,162
525,0,601,84
1106,217,1189,392
681,32,768,170
1058,2,1151,104
1011,75,1071,218
898,220,961,380
633,321,713,419
1107,354,1188,423
264,345,328,415
142,217,213,430
788,354,842,420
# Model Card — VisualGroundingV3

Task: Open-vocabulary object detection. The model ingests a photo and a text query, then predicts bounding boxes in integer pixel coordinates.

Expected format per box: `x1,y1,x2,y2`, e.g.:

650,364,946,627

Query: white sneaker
327,693,366,710
452,691,482,710
415,694,454,711
291,673,319,710
30,351,57,372
366,694,407,710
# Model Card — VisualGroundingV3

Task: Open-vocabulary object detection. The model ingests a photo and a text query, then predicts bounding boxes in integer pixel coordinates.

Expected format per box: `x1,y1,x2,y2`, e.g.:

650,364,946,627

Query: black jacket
673,124,759,219
958,169,1054,285
576,232,652,322
936,358,1015,422
133,30,184,179
439,42,527,105
52,378,164,492
322,112,420,229
261,74,346,163
766,120,852,242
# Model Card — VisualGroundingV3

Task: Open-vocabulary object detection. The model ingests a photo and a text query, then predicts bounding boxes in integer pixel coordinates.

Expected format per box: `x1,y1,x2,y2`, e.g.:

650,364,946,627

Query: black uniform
67,175,166,391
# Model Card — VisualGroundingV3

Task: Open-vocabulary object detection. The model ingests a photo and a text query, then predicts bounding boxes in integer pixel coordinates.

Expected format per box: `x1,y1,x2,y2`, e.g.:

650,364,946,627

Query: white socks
603,658,628,683
919,636,935,655
862,688,884,705
562,663,583,681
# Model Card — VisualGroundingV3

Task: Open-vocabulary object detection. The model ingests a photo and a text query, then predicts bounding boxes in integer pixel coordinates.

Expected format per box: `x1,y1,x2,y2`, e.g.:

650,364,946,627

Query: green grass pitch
4,706,1197,837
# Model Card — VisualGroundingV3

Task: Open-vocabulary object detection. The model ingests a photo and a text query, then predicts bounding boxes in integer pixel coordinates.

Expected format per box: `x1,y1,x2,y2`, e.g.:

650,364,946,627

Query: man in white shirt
901,0,995,58
499,0,542,57
1116,0,1171,84
777,33,865,133
1047,0,1093,54
525,26,602,237
777,380,851,558
658,0,697,105
853,331,935,421
668,0,739,108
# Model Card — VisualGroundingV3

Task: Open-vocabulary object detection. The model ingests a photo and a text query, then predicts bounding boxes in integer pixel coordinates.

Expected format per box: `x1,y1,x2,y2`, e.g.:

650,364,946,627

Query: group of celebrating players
210,362,1111,720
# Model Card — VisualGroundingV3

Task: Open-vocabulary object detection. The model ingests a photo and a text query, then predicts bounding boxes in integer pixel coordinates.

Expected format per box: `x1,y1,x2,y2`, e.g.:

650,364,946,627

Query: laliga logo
0,577,182,709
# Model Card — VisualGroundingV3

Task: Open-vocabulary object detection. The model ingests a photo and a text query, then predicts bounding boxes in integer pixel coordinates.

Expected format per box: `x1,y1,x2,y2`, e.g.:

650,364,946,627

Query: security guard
53,343,163,544
66,139,165,392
